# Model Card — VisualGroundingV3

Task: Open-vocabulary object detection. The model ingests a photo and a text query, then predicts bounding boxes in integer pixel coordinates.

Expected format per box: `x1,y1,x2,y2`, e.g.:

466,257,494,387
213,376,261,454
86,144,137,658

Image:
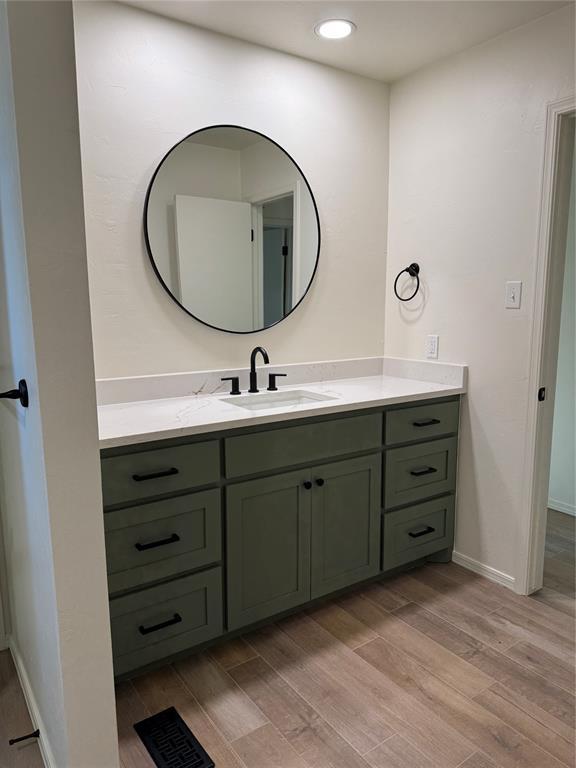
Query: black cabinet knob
315,478,325,487
303,481,312,490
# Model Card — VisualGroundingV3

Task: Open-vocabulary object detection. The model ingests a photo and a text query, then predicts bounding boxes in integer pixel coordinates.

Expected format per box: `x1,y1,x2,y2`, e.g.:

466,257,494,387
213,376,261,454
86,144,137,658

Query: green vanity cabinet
110,567,223,676
105,489,221,595
225,412,382,478
101,440,220,507
226,471,312,631
101,395,460,676
384,436,458,510
385,399,460,446
310,454,381,599
226,454,382,629
382,496,455,570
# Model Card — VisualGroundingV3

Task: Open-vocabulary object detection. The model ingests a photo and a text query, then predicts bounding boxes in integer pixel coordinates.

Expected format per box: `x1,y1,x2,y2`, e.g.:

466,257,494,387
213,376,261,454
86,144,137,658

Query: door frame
519,95,575,595
246,182,301,314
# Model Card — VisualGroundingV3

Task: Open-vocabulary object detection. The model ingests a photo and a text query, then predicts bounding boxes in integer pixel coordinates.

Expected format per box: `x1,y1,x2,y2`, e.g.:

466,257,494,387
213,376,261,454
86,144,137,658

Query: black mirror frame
143,124,321,335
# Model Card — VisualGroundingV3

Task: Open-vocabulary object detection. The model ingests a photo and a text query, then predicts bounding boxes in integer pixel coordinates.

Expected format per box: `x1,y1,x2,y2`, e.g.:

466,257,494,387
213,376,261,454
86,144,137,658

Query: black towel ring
393,263,420,302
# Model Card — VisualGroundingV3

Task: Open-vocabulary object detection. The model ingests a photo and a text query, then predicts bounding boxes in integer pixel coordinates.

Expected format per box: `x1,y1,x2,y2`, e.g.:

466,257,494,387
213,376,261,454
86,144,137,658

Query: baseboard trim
548,499,576,516
452,551,516,589
9,639,55,768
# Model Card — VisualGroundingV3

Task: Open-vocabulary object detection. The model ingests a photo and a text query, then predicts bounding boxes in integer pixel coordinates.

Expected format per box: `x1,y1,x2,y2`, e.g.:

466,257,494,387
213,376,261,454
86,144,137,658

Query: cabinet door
227,471,311,630
311,454,381,599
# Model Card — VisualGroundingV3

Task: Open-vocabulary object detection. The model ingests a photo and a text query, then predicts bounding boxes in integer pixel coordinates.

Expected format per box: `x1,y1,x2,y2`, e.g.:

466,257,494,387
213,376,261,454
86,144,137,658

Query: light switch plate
505,281,522,309
425,334,439,359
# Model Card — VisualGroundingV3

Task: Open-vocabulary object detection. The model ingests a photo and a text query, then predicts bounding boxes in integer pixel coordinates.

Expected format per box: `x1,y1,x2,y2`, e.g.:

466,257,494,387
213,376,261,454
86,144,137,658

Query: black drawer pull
408,526,435,538
410,466,438,477
138,613,182,635
135,533,180,552
413,418,441,427
132,467,179,482
315,478,325,487
303,481,313,490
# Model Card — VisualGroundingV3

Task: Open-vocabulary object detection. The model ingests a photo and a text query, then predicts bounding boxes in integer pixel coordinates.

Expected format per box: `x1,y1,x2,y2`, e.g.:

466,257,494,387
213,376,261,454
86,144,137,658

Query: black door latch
538,387,546,402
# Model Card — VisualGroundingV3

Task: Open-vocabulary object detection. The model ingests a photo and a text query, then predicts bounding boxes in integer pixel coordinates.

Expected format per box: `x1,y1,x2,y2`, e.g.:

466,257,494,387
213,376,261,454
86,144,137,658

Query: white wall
0,514,8,649
385,6,575,586
549,158,575,516
74,1,389,378
0,3,118,765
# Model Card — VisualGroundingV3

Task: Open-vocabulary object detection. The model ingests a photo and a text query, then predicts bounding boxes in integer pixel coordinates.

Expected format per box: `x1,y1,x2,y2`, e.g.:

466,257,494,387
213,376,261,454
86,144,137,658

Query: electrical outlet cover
425,334,439,359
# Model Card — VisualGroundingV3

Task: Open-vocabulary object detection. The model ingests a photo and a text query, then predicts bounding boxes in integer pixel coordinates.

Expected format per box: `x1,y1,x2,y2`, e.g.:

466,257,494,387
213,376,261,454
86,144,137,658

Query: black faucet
249,346,270,393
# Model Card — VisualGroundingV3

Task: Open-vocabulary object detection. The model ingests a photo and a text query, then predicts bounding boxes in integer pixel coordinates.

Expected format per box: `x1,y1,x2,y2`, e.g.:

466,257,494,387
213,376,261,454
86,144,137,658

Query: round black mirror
144,125,320,333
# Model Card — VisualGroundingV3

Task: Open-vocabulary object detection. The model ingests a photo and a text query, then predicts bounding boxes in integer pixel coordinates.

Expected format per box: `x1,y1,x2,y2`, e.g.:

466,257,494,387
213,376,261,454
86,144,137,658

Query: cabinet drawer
385,400,459,446
102,441,220,507
382,496,455,570
384,437,457,509
225,413,381,479
110,568,222,676
105,489,221,595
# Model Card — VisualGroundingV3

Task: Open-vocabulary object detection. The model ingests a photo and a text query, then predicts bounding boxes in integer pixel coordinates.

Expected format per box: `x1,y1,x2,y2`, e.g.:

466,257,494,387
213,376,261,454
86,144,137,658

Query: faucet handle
267,373,287,392
221,376,241,395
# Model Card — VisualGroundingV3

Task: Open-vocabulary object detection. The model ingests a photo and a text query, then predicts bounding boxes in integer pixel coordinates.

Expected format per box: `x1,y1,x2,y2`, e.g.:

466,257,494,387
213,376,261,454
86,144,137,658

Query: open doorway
523,99,575,598
251,190,297,328
543,137,575,609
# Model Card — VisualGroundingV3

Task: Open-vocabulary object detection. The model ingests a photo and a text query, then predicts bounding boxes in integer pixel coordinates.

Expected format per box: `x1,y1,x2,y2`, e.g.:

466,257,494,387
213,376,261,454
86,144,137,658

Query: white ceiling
123,0,568,82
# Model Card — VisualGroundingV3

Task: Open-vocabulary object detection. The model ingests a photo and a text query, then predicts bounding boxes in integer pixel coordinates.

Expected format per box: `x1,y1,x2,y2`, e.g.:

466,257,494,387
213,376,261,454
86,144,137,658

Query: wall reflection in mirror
145,126,320,333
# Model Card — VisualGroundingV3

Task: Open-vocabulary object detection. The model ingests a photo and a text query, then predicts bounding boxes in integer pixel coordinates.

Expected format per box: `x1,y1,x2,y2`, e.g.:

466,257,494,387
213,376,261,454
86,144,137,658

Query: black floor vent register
134,707,215,768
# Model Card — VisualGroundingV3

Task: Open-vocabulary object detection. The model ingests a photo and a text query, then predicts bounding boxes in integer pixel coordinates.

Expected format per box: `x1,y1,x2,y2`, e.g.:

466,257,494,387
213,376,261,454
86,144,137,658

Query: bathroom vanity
96,124,465,677
99,381,461,677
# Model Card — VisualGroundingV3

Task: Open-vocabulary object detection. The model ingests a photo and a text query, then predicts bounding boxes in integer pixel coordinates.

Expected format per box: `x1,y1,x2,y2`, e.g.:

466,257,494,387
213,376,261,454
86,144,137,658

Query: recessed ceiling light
315,19,356,40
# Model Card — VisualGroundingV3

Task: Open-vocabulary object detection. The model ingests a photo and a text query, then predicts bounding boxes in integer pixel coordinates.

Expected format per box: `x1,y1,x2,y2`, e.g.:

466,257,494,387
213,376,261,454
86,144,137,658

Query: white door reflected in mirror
145,126,320,333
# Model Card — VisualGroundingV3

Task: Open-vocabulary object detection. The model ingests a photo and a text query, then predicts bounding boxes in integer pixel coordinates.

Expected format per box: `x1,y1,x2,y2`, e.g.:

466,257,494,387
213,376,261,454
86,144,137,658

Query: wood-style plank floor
535,509,575,617
0,649,43,768
118,536,576,768
2,513,574,768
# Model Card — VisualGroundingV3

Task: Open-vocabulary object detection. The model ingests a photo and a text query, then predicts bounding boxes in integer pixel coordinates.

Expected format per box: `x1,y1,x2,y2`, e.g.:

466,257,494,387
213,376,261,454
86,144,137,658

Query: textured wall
74,1,389,378
0,2,118,765
386,6,575,585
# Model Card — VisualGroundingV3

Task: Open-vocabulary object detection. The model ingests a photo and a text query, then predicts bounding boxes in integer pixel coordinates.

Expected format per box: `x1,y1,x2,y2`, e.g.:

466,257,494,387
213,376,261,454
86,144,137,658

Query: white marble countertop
98,373,466,449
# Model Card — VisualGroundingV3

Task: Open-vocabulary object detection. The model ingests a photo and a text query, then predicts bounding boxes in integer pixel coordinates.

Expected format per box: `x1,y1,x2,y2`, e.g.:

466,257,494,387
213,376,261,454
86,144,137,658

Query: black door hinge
251,229,254,242
538,387,546,402
282,245,288,256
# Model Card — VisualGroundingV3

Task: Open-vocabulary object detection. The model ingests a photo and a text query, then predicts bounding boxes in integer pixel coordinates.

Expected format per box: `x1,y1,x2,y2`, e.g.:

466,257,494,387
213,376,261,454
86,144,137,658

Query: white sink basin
221,389,337,411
